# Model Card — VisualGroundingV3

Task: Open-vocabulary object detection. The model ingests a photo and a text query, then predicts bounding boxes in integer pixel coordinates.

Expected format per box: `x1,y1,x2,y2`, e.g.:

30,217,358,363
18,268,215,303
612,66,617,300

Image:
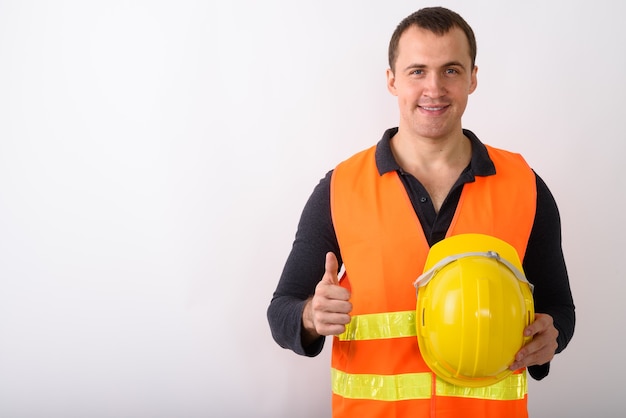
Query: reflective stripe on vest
337,310,416,341
332,368,527,401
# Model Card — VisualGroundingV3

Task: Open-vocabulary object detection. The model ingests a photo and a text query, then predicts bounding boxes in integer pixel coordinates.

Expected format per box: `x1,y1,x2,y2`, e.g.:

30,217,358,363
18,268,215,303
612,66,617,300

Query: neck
390,128,471,174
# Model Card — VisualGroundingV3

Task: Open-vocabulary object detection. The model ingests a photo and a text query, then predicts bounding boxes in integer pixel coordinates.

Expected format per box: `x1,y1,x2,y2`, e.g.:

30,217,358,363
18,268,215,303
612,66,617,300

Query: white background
0,1,624,417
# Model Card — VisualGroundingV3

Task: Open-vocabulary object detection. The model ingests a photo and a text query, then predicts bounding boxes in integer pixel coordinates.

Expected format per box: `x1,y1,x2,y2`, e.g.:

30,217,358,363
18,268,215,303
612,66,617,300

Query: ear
469,65,478,94
386,68,398,96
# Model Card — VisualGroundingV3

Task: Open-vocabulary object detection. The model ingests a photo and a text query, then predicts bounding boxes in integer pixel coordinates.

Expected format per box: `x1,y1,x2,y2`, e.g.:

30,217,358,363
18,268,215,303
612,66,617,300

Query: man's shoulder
340,144,378,165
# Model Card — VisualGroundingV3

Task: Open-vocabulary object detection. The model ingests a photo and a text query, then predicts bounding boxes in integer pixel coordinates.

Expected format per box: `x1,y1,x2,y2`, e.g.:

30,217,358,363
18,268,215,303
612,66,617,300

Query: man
268,7,575,417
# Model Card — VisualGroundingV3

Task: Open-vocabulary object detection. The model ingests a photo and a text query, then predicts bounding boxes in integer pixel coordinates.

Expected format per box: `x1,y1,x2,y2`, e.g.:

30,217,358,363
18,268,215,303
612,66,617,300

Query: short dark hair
388,7,477,72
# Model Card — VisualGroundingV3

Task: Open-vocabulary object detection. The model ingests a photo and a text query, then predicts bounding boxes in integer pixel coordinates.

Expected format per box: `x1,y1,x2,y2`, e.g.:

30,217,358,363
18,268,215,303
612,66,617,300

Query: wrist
301,297,320,346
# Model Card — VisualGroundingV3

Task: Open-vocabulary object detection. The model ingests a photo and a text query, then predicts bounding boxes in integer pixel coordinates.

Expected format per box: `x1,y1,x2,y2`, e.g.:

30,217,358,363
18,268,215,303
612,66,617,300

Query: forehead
396,25,472,67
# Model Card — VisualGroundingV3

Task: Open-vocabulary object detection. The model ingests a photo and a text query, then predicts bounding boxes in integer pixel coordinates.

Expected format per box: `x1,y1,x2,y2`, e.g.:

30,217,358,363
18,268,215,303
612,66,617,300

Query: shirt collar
375,127,496,178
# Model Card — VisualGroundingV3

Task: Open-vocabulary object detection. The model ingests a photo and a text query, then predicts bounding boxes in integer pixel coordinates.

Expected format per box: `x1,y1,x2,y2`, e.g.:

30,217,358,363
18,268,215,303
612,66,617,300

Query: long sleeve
267,171,340,356
523,173,576,379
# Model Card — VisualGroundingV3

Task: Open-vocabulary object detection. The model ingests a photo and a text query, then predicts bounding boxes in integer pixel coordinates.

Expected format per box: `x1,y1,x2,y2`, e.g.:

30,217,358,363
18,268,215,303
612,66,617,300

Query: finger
510,322,558,370
316,322,349,337
322,252,339,285
314,301,352,336
523,313,552,337
316,312,352,327
312,297,352,315
510,343,551,370
514,338,542,363
510,332,545,369
311,305,352,337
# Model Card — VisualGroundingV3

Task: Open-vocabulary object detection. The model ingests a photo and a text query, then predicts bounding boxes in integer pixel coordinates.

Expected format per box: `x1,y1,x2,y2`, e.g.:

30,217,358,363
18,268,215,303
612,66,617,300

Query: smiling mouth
420,105,448,111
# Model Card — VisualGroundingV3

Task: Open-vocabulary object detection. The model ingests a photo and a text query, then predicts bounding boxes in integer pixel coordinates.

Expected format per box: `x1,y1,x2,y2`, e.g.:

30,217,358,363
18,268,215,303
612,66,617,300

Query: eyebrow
403,61,467,72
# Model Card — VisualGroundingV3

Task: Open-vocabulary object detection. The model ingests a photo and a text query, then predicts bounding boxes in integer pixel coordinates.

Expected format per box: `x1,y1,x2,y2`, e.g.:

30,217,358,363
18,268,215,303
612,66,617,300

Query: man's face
386,25,478,140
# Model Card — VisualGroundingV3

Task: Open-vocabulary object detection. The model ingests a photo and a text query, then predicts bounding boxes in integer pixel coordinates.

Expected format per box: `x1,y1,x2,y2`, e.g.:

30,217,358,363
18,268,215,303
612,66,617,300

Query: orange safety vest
330,144,537,418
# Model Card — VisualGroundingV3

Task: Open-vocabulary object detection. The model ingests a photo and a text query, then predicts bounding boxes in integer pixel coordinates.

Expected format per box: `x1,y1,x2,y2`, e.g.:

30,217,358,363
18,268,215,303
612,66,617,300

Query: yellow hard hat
413,234,534,388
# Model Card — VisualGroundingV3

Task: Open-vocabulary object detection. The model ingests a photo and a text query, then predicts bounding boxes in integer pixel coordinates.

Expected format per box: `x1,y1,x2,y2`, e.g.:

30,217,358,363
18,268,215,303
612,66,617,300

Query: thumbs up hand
301,252,352,344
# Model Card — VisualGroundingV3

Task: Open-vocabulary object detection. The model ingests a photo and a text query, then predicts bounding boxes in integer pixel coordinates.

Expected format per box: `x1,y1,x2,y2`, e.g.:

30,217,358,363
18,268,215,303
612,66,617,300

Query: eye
411,69,424,76
445,68,460,76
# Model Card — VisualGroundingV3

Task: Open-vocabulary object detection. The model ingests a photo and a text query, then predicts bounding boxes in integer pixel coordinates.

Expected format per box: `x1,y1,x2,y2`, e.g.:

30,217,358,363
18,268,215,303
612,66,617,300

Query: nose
423,73,446,98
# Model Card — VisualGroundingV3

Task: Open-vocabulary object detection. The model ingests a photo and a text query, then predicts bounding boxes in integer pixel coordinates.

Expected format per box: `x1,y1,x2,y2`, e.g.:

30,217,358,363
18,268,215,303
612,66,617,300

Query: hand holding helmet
510,313,559,371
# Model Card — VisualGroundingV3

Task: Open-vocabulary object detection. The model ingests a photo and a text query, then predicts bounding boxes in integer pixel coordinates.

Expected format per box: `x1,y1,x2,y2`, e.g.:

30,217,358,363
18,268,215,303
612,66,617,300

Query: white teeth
423,106,444,111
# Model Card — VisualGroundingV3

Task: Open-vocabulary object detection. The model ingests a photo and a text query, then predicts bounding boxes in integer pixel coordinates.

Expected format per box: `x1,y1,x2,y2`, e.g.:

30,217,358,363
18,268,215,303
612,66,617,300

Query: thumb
322,252,339,285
